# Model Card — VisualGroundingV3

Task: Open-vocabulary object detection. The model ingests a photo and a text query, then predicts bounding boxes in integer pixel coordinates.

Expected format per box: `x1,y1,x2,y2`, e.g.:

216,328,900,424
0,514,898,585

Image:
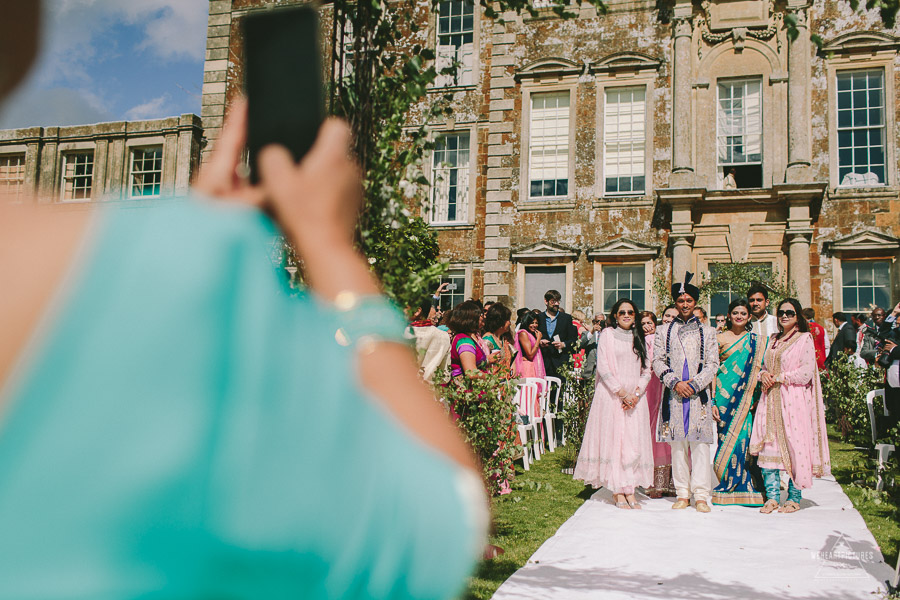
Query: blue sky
0,0,208,129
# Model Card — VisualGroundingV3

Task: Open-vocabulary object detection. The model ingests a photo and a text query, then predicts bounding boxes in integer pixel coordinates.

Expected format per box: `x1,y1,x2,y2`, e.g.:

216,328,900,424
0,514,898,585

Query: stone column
38,128,59,204
785,4,811,183
671,16,694,179
93,139,109,199
784,193,814,306
787,230,813,306
201,0,233,164
670,198,695,281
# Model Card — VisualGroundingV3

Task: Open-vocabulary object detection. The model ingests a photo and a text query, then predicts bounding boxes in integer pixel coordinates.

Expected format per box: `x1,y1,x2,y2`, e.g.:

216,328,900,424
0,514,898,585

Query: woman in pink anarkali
514,312,546,378
641,312,675,497
574,299,654,509
749,298,831,514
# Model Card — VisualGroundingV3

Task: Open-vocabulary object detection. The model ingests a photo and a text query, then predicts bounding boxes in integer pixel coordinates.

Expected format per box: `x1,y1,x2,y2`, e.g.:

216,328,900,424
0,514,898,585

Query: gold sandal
759,499,779,514
779,500,800,513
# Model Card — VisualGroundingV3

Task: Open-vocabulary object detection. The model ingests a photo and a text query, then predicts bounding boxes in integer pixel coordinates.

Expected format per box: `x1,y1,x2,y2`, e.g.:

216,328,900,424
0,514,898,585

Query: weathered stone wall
210,0,900,325
0,114,203,202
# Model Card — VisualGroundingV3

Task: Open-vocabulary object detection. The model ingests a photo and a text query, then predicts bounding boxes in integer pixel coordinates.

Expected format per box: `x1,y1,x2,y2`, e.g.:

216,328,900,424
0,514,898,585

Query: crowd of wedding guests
411,274,900,515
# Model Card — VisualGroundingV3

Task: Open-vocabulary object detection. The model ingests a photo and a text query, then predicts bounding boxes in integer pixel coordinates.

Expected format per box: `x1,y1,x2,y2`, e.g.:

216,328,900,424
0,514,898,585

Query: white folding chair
865,389,895,492
523,378,546,453
514,382,541,470
543,376,562,451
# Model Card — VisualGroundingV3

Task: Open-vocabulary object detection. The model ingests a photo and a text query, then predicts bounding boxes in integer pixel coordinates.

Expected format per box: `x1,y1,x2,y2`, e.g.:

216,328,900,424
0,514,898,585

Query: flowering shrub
823,353,884,447
434,368,522,496
557,356,592,466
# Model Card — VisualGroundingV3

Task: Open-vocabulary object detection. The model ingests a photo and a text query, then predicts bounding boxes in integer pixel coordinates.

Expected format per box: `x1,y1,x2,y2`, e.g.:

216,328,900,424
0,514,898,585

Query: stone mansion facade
199,0,900,322
1,0,897,327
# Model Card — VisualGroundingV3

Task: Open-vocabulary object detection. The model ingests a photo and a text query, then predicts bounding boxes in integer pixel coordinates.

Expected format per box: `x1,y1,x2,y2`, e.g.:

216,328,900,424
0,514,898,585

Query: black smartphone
243,6,324,184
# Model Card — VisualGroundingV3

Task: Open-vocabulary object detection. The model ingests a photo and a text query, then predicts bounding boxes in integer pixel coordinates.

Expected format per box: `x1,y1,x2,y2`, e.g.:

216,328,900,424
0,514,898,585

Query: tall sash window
430,132,470,223
837,69,886,187
717,78,762,188
435,1,474,87
603,86,646,195
529,91,570,199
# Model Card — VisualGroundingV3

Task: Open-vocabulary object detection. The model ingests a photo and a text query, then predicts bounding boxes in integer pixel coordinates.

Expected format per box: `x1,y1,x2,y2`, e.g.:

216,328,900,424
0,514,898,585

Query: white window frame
838,259,892,313
438,267,469,310
716,77,763,184
434,0,476,88
0,153,26,201
521,85,576,203
601,85,647,196
429,131,471,224
834,69,887,188
825,46,896,191
60,151,95,202
516,261,575,311
596,263,649,314
128,146,164,199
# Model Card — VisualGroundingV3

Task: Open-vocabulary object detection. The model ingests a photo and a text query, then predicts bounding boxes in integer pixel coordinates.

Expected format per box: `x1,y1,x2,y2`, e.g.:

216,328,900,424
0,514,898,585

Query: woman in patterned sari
711,298,766,506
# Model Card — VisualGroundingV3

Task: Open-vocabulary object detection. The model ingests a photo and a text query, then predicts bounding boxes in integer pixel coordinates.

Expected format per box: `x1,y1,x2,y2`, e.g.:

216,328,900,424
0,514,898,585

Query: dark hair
483,301,495,310
447,300,483,335
544,289,562,302
469,298,484,310
852,313,867,323
609,298,647,368
641,311,658,326
693,306,707,318
484,302,512,334
664,304,675,312
776,298,809,339
519,311,540,334
802,307,815,321
414,296,433,321
832,312,848,323
725,298,753,332
516,307,530,325
747,283,769,300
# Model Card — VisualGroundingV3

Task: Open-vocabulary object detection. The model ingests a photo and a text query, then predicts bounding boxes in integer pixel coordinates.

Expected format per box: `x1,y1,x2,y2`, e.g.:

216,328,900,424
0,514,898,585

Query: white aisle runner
492,477,895,599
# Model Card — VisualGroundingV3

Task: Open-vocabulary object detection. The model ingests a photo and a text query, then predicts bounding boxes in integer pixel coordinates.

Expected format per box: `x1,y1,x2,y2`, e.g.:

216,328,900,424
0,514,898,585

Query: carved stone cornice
673,16,693,39
696,0,782,53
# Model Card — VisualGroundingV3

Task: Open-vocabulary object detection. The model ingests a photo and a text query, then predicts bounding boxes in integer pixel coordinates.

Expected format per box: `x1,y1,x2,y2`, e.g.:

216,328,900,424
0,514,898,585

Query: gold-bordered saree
711,331,765,506
748,331,831,489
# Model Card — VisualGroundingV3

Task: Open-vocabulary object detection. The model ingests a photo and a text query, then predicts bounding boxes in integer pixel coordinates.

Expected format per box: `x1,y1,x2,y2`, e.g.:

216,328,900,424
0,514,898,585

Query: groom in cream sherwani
652,273,719,513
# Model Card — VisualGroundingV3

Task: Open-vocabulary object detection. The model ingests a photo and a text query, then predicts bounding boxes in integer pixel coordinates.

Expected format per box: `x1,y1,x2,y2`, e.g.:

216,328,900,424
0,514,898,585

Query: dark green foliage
434,369,523,496
556,355,593,466
824,353,885,447
327,0,606,309
652,261,797,312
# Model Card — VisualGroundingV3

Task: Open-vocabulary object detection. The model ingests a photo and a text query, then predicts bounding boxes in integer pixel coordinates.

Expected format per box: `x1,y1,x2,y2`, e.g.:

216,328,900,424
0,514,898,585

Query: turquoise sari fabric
0,199,481,599
711,332,765,506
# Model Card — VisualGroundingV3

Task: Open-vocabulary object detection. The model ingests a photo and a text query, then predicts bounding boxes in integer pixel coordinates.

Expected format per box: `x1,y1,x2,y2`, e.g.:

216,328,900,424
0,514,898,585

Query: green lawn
463,447,590,600
464,433,900,600
828,430,900,567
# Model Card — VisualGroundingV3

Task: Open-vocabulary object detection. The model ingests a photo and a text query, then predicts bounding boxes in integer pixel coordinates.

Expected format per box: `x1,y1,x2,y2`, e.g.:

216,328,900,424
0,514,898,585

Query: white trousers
670,441,712,502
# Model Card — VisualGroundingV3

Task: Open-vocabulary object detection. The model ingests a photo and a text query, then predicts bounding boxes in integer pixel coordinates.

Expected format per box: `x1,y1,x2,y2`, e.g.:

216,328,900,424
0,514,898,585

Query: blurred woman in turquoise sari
0,4,486,596
711,298,766,506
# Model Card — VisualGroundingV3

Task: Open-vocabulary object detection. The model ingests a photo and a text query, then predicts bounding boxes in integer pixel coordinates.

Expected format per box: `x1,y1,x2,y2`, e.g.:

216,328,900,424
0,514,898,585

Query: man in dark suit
826,311,857,366
536,289,577,433
537,289,578,380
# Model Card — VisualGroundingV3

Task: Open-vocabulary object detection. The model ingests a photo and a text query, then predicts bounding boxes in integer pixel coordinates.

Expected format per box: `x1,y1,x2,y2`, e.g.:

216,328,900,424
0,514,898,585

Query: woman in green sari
711,298,766,506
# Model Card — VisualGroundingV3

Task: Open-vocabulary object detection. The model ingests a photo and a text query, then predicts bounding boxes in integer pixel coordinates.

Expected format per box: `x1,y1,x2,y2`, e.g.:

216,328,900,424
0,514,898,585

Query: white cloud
35,0,207,86
123,94,171,121
0,87,112,129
